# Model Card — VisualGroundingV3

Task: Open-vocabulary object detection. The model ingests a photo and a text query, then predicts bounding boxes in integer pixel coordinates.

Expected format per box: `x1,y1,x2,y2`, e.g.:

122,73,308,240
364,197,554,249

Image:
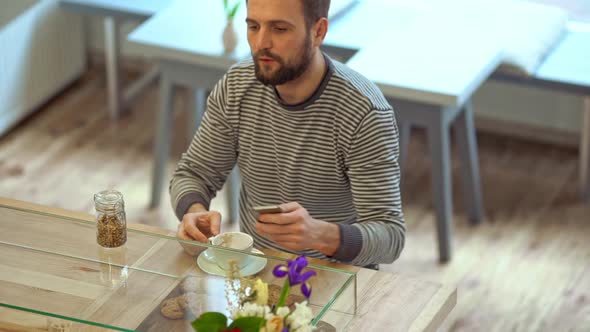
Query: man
171,0,405,267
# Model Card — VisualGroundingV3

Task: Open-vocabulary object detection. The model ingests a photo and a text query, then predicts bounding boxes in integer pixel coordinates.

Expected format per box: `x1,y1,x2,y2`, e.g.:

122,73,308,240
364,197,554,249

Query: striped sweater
170,55,405,266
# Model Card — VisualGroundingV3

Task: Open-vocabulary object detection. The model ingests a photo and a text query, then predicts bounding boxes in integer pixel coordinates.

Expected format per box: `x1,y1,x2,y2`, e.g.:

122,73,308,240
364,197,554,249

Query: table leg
454,101,484,224
150,75,175,208
187,88,207,141
226,167,240,224
427,115,453,263
580,97,590,203
81,16,90,72
397,121,411,191
398,121,411,171
104,16,123,119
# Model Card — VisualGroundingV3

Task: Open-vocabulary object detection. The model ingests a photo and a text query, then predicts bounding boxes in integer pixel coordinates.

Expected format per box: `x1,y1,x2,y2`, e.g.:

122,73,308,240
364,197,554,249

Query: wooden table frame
0,197,456,331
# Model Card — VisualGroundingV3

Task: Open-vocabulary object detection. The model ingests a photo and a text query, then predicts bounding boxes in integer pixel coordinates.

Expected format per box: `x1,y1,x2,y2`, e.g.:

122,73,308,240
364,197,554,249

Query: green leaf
228,2,241,19
191,312,228,332
228,317,266,332
223,0,229,11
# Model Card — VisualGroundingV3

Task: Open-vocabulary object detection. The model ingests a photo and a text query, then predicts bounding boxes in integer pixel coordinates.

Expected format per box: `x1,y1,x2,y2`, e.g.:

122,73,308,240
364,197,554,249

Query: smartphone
252,205,282,214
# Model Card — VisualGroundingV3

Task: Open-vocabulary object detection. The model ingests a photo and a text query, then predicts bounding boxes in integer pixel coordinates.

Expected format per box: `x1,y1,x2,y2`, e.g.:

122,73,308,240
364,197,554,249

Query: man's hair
301,0,330,29
245,0,331,29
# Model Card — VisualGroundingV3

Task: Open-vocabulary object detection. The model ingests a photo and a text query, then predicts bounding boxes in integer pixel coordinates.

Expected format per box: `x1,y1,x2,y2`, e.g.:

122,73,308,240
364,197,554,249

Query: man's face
246,0,314,86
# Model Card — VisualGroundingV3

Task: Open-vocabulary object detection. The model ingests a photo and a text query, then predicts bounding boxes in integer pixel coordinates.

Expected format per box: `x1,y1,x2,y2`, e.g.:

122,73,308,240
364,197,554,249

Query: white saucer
197,248,267,277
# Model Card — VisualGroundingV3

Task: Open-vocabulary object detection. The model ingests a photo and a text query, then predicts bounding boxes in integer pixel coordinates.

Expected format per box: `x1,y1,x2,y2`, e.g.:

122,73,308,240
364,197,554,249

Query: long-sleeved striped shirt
170,54,405,266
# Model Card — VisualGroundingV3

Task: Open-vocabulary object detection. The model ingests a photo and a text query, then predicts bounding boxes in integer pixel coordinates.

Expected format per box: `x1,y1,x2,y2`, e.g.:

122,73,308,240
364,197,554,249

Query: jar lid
94,190,124,211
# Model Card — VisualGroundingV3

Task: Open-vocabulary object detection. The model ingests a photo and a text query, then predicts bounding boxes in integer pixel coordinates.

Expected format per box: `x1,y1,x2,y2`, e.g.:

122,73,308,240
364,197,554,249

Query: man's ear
312,17,328,46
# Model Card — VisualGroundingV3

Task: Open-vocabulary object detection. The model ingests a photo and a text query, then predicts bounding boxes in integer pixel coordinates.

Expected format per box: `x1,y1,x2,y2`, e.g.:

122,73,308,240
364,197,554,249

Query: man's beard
253,35,313,86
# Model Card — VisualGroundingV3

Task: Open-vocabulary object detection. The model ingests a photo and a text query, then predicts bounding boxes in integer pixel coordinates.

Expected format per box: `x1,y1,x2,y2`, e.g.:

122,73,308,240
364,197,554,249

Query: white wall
0,0,85,136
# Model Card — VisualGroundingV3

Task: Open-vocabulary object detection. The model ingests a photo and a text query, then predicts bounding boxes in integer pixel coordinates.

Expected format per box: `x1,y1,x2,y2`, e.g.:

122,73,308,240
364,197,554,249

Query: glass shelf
0,203,357,331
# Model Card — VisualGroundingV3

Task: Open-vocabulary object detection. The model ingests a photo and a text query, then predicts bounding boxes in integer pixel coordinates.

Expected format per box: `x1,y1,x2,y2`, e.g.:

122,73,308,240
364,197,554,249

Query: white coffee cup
208,232,254,270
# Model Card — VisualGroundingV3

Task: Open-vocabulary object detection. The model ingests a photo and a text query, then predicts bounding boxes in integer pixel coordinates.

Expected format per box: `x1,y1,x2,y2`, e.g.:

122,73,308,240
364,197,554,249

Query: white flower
265,312,276,321
231,302,271,319
232,301,315,331
286,301,314,331
276,306,290,319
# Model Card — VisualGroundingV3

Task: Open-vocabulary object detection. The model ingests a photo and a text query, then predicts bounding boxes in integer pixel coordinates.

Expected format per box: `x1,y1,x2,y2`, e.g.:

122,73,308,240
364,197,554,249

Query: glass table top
0,202,357,331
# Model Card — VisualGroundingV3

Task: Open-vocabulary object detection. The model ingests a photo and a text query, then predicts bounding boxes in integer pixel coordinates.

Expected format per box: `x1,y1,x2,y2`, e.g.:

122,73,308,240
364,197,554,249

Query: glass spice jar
94,190,127,248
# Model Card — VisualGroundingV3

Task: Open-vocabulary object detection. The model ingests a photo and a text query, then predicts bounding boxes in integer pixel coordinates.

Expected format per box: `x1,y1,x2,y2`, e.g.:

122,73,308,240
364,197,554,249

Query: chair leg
226,166,241,224
150,75,175,208
454,101,484,224
104,16,123,119
187,88,207,142
580,97,590,203
398,121,411,171
427,117,453,263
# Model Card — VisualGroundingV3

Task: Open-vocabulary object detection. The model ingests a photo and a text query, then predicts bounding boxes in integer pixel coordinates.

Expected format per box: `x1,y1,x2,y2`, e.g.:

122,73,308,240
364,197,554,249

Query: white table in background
59,0,172,118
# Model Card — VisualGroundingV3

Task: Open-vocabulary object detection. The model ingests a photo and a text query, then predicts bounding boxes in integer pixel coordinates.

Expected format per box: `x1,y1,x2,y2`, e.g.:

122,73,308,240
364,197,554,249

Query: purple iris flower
272,256,316,298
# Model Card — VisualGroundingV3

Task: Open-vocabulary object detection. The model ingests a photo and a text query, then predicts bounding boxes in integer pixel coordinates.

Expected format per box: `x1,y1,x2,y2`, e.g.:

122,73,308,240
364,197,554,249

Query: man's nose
256,27,272,50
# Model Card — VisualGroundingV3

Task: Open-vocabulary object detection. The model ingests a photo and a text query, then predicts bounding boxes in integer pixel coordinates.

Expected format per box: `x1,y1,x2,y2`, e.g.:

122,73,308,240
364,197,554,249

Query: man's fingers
208,212,222,236
183,218,208,243
257,202,301,224
256,221,296,235
195,212,222,237
177,225,201,255
177,225,194,241
279,202,300,213
258,213,294,225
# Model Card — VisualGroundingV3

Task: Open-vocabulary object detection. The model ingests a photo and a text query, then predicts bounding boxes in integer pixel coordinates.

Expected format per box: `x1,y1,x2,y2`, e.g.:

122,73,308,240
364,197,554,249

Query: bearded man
171,0,405,268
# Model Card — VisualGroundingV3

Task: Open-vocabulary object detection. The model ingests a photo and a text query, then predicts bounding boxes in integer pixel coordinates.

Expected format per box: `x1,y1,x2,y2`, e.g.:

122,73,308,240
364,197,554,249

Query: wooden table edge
0,197,176,236
0,197,94,222
410,284,458,332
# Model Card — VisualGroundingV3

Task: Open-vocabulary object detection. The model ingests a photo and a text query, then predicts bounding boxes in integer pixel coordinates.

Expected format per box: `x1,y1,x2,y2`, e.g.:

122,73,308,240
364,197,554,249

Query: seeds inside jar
97,214,126,248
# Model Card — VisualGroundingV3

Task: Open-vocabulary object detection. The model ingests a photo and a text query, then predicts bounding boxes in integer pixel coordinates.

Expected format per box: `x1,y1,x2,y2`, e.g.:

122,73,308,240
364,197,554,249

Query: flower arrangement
191,256,317,332
223,0,241,21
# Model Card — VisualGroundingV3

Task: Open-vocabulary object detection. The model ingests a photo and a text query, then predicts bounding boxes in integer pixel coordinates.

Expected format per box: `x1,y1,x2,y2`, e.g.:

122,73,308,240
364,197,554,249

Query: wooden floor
1,68,589,332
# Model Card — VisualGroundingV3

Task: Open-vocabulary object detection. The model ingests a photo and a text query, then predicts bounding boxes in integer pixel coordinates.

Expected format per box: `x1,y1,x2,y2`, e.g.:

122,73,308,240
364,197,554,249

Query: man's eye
248,25,259,31
274,27,287,32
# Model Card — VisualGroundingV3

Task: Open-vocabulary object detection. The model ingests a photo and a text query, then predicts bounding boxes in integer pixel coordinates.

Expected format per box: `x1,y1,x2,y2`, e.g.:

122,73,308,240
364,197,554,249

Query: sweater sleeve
169,74,237,220
344,107,406,265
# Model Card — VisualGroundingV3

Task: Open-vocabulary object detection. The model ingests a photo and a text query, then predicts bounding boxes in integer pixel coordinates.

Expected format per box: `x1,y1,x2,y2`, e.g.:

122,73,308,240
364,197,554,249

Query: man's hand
255,202,340,256
177,203,222,255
